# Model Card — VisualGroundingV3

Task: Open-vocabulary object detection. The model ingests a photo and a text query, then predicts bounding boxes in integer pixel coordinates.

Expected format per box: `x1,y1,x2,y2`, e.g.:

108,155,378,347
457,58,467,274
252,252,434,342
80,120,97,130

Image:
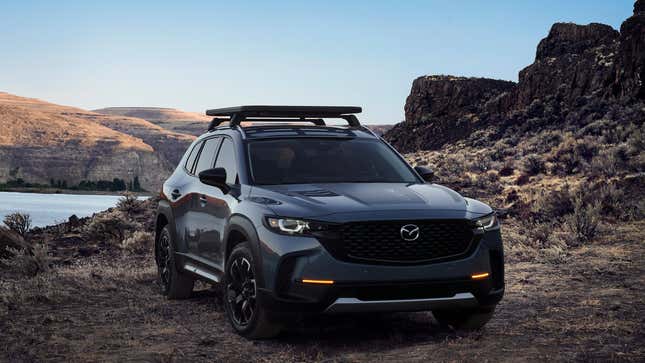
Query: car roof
241,125,376,140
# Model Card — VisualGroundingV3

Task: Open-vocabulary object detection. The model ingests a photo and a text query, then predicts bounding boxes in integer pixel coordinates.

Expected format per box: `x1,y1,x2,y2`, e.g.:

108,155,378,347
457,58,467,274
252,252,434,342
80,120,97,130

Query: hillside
0,93,194,191
385,2,644,214
93,107,211,136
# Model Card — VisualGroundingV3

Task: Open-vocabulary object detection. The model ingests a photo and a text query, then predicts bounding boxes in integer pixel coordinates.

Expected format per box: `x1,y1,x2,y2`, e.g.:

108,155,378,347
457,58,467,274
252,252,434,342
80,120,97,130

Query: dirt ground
1,221,644,363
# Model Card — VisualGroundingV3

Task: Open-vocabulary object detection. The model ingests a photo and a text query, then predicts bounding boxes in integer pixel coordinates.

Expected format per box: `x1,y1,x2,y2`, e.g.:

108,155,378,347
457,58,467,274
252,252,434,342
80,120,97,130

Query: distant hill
93,107,210,136
0,93,194,191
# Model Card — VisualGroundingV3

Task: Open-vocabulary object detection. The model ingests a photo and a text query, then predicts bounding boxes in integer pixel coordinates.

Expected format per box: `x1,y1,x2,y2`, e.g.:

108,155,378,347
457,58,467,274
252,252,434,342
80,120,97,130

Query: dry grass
1,219,643,362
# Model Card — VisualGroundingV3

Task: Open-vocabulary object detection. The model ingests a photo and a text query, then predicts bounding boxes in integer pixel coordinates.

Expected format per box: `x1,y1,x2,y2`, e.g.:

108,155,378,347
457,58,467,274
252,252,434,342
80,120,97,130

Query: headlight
474,213,498,230
265,217,330,235
267,217,309,234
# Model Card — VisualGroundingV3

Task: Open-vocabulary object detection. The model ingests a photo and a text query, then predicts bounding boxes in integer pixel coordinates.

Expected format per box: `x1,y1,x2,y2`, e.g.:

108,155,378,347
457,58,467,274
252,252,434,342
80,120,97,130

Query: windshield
248,138,419,185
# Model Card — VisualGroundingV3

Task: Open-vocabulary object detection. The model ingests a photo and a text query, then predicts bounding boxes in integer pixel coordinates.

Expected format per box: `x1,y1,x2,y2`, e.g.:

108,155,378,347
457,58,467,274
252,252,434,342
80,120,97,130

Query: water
0,191,144,228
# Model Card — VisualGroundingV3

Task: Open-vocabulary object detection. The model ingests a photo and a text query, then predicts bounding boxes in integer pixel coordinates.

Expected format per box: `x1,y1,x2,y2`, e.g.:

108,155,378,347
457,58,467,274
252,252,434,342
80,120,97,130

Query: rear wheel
155,225,194,299
223,242,281,339
433,307,495,331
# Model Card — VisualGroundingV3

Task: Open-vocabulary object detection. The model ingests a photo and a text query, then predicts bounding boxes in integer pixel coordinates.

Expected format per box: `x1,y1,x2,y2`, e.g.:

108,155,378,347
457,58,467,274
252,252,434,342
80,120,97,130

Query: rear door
186,137,222,257
169,140,202,253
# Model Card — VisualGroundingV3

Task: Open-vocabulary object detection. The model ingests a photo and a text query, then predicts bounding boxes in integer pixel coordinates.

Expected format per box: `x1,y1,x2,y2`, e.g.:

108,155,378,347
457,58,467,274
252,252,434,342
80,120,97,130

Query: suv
155,106,504,339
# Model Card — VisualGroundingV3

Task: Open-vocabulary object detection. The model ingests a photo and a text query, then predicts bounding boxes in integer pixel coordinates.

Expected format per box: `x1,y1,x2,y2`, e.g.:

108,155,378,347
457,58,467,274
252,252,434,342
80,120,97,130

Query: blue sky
0,0,634,124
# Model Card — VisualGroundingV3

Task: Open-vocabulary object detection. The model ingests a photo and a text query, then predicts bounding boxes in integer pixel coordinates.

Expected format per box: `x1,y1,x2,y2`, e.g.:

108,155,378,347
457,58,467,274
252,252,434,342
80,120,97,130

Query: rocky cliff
0,93,195,190
386,1,645,152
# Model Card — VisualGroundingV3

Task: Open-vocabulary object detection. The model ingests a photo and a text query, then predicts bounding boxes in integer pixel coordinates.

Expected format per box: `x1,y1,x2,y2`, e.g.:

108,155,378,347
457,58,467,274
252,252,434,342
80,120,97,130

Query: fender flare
155,199,188,268
223,214,265,288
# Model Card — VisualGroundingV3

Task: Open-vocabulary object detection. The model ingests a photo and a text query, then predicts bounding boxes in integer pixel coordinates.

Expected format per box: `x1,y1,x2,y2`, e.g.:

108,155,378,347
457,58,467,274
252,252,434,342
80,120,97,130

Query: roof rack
205,105,362,131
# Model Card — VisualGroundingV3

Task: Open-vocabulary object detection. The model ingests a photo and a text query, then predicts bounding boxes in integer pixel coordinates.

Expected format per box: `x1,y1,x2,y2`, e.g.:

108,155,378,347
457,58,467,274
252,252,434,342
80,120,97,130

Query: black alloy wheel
156,229,172,293
226,256,257,326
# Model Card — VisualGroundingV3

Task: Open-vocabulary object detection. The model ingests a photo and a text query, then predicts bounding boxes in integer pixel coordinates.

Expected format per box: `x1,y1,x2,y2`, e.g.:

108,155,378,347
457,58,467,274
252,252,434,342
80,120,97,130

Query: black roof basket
205,105,362,131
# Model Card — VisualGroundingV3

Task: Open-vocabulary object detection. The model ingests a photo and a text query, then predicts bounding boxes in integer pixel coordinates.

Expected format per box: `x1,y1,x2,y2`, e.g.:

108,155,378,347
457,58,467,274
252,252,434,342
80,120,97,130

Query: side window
214,138,238,184
184,141,202,174
194,138,221,175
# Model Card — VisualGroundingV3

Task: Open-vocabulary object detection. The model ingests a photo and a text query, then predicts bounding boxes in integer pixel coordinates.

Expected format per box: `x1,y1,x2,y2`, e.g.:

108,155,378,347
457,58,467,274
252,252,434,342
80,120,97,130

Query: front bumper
255,224,505,314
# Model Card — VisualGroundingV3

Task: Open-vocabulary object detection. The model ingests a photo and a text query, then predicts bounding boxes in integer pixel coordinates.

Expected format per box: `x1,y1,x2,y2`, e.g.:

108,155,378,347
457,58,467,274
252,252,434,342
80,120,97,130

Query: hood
249,183,492,222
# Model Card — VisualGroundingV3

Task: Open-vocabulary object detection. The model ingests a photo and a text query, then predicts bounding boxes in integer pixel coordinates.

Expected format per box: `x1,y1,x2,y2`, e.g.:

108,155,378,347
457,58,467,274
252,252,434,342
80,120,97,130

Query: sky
0,0,635,124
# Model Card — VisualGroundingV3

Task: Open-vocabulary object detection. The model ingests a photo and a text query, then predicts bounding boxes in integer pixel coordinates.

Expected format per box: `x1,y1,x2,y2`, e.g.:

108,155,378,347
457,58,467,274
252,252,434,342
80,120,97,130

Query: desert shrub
590,148,619,177
549,136,598,175
83,211,137,245
596,183,624,218
563,195,601,246
116,193,145,216
1,242,51,276
515,173,530,185
1,226,51,276
467,154,493,173
3,212,32,237
503,220,568,264
473,171,503,194
521,130,563,155
579,118,614,138
0,227,25,259
490,140,513,161
526,221,555,248
531,187,574,220
121,231,153,255
522,154,546,176
498,162,515,177
625,124,644,154
439,153,468,177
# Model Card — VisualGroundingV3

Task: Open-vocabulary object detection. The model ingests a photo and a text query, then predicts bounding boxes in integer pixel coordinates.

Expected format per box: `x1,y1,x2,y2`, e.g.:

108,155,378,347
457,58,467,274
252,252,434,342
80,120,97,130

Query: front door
195,137,239,270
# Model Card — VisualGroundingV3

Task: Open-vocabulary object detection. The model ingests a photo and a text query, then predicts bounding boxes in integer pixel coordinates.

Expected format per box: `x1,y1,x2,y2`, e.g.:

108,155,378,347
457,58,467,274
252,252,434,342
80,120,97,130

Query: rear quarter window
184,141,202,174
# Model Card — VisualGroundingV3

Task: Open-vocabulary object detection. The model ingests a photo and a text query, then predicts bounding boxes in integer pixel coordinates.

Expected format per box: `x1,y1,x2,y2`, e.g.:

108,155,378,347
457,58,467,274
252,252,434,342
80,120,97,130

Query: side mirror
199,168,229,192
414,166,434,183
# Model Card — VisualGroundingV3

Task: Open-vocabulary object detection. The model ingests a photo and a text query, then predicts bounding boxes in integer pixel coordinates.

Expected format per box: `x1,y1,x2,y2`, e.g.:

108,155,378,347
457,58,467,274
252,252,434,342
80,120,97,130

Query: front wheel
433,307,495,331
223,242,281,339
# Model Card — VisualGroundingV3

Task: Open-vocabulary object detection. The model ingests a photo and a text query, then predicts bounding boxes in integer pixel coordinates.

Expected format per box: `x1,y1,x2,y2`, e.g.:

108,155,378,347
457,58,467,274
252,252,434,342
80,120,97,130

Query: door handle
171,189,181,200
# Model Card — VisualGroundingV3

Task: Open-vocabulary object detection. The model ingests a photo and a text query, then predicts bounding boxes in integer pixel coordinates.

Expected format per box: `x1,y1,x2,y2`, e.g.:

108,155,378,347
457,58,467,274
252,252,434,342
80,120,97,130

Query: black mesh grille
331,220,475,264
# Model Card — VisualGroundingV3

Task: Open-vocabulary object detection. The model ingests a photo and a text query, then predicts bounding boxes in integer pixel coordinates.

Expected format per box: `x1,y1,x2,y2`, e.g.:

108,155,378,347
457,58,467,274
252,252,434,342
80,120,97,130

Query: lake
0,191,143,228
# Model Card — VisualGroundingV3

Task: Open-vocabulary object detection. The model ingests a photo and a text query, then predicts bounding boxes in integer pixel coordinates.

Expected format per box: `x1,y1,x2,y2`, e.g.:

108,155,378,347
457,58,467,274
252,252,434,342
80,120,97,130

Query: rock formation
386,1,644,153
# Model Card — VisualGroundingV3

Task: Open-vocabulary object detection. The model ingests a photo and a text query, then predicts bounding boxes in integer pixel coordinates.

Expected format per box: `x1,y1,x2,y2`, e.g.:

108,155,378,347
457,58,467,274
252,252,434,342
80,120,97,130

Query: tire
433,307,495,331
223,242,281,339
155,225,194,299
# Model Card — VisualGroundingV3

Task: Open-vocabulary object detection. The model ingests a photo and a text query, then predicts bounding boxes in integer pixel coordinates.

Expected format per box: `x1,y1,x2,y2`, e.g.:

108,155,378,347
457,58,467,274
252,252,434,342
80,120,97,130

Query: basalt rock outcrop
386,1,645,152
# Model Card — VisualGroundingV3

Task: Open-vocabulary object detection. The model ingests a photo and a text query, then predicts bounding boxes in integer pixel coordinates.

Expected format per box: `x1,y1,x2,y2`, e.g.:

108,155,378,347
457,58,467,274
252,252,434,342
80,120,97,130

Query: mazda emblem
400,224,420,241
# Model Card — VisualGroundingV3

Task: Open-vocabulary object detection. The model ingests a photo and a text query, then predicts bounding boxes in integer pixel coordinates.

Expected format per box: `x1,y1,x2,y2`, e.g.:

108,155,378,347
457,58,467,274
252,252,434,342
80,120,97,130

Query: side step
184,263,220,283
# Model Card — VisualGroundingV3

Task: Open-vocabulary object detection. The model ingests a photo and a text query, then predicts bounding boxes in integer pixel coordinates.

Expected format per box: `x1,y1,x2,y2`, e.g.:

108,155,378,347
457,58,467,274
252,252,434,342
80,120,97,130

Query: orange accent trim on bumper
471,272,490,280
301,279,335,285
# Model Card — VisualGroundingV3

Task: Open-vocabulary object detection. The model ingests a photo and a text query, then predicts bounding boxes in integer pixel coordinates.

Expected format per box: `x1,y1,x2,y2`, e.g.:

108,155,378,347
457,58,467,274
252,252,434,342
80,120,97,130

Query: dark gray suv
155,106,504,339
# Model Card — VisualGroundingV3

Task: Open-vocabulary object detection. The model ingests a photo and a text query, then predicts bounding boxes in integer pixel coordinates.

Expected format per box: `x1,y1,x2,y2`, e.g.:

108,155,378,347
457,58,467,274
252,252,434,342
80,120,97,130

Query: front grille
325,220,475,264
